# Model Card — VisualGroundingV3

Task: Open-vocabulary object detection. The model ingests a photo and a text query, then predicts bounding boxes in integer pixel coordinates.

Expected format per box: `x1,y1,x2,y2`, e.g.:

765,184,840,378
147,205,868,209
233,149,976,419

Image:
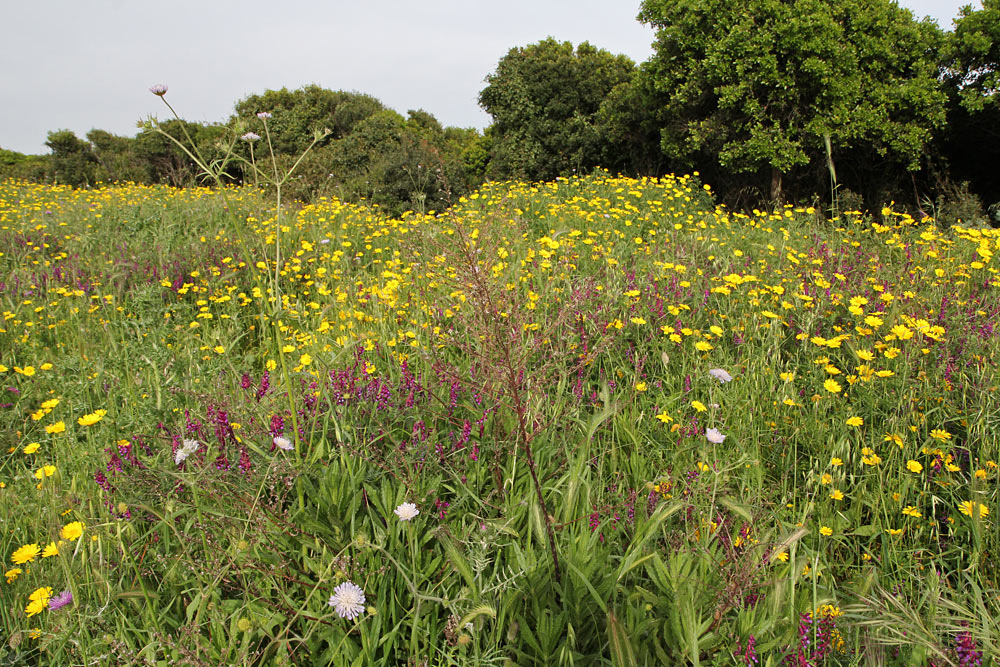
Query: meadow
1,170,998,665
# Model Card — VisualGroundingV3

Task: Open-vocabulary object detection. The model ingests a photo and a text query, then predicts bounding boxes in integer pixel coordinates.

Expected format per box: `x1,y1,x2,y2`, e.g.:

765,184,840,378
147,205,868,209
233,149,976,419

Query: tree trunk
770,167,783,204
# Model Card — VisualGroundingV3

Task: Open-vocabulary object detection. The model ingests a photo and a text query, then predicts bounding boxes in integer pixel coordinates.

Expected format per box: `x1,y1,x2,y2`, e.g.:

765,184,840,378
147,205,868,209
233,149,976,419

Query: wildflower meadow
1,105,999,665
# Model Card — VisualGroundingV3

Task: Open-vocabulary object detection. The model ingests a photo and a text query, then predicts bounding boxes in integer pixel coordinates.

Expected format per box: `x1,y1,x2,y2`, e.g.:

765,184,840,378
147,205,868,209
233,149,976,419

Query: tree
479,38,634,181
636,0,948,201
45,130,97,187
232,86,385,154
937,0,1000,209
945,0,1000,113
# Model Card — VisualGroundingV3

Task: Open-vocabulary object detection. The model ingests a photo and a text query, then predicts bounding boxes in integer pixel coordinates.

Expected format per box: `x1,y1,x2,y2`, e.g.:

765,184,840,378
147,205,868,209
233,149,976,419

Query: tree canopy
479,38,634,181
636,0,948,199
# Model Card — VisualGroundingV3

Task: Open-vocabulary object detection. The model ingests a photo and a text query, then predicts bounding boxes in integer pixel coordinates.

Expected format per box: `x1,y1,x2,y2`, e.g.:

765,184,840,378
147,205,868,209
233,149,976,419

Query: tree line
2,0,998,220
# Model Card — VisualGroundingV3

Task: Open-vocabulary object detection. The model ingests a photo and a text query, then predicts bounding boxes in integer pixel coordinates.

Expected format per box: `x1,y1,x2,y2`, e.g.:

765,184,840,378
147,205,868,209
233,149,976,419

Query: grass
0,171,997,666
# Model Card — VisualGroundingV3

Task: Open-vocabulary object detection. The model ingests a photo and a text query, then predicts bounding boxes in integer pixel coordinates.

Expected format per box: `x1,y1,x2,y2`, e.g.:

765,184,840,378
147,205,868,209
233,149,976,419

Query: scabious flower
175,438,199,465
273,435,294,451
706,428,726,444
257,111,272,119
708,368,733,383
149,84,168,96
394,502,419,521
329,581,366,620
241,132,261,142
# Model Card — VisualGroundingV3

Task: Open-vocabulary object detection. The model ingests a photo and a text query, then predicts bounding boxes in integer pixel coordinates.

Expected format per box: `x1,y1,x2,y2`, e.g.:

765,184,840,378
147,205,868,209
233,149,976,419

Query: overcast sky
0,0,979,155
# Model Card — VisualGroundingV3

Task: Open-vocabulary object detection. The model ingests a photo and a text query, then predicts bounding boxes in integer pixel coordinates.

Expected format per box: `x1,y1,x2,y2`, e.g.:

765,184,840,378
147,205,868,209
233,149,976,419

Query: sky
0,0,980,155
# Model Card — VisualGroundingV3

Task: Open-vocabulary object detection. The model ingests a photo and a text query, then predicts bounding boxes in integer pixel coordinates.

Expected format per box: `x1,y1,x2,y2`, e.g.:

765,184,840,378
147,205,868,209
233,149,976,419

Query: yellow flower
930,429,951,441
45,421,66,434
906,460,923,473
299,353,312,366
694,340,713,352
34,465,56,479
17,366,36,377
830,457,843,467
846,416,863,427
775,551,789,562
11,544,41,565
691,400,707,413
25,598,47,617
779,371,795,381
634,382,647,392
41,542,59,558
820,526,833,536
60,521,85,541
823,378,842,394
4,568,22,583
655,412,673,424
40,398,60,409
829,489,844,501
77,409,106,426
902,506,922,518
281,344,295,354
213,346,225,354
958,501,989,518
23,442,40,454
886,528,904,536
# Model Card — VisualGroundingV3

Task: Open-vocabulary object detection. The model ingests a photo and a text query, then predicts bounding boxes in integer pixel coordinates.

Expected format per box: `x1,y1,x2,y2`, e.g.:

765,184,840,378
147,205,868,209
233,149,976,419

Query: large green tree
479,38,634,181
636,0,948,201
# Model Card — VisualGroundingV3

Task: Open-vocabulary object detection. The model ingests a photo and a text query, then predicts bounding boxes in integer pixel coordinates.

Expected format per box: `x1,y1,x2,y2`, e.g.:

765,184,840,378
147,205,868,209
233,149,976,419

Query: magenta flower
48,590,73,611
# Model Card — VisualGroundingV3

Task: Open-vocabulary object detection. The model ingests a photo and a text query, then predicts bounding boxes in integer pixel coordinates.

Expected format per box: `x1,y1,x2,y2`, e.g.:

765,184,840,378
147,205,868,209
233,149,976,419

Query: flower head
394,502,419,521
48,590,73,611
257,111,272,119
11,543,41,565
175,438,199,465
60,521,84,541
273,435,294,451
329,581,366,620
705,428,726,444
708,368,733,383
149,84,168,96
241,132,261,142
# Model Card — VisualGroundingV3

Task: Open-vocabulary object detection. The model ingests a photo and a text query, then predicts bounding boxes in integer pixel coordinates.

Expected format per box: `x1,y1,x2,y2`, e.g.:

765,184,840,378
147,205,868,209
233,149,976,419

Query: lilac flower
257,112,272,119
149,84,168,96
329,582,366,620
709,368,733,383
273,435,294,451
241,132,261,142
48,590,73,611
706,428,726,444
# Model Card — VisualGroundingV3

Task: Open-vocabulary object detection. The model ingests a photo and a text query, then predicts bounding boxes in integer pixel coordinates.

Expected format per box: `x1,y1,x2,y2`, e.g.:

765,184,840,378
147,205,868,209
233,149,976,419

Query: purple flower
48,590,73,611
241,132,261,142
709,368,733,383
706,428,726,444
149,84,168,96
257,112,272,119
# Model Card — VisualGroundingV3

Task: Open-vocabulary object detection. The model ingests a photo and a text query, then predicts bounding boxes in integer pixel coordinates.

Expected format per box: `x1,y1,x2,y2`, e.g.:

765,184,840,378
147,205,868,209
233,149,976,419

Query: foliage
636,0,949,201
479,38,634,181
945,0,1000,113
44,130,97,187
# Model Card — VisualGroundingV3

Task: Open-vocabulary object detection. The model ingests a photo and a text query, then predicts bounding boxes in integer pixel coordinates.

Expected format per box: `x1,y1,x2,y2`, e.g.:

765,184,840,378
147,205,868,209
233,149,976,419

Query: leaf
608,608,637,667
